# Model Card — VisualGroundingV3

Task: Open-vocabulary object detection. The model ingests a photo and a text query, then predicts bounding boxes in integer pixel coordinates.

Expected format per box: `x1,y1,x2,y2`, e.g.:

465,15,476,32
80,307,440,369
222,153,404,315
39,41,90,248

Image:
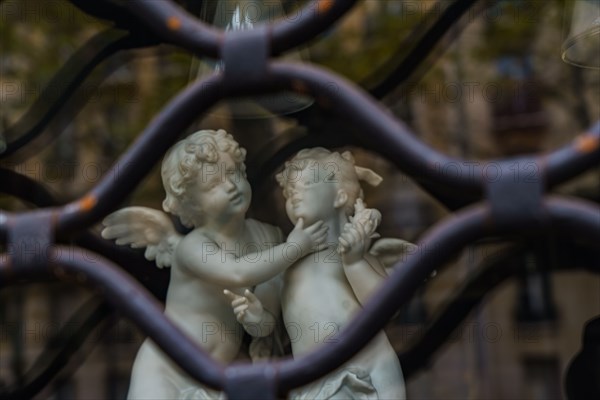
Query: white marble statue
230,148,411,399
101,130,327,399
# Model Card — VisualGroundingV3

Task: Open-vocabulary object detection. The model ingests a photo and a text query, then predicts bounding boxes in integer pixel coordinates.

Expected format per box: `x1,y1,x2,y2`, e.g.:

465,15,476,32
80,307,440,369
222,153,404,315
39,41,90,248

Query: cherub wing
369,238,417,273
101,206,182,268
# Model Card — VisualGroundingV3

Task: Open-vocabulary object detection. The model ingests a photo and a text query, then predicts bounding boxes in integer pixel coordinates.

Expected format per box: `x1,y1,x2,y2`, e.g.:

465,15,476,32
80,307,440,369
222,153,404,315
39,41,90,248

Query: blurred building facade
1,1,599,399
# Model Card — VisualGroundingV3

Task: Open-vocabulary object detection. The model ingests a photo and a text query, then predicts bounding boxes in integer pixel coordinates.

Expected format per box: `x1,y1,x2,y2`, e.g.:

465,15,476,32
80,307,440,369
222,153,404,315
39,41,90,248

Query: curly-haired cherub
102,130,327,399
231,148,414,399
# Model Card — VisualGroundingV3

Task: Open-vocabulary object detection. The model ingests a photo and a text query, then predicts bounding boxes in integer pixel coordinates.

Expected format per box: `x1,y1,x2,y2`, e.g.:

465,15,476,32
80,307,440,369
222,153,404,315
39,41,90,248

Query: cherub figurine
101,130,327,399
233,148,411,399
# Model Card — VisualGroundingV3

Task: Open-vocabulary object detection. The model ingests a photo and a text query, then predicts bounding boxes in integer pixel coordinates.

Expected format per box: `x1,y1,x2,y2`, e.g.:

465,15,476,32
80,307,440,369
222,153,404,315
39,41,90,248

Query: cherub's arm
343,256,388,306
339,224,388,306
177,219,327,287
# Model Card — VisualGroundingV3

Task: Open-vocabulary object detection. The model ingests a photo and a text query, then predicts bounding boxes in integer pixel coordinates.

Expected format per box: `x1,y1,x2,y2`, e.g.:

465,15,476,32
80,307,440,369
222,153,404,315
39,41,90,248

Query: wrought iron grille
0,0,599,399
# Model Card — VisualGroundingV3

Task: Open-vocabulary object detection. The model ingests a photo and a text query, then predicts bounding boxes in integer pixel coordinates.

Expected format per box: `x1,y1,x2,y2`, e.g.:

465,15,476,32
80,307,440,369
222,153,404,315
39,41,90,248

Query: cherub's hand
338,199,381,265
351,199,381,239
286,218,329,257
338,222,369,266
224,289,264,325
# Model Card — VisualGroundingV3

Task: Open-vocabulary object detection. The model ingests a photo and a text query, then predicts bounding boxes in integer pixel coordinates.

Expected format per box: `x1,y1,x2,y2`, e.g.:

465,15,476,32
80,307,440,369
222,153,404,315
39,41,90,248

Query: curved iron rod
273,196,600,391
125,0,357,58
1,197,598,393
268,0,358,56
0,298,114,400
544,126,600,188
273,202,489,391
248,126,476,211
0,1,597,395
7,228,600,398
398,239,600,378
67,0,146,29
124,0,221,58
0,203,488,394
74,233,170,300
0,168,57,208
267,64,600,194
0,169,169,299
365,0,484,98
0,29,155,162
0,247,226,390
398,244,524,377
0,60,595,238
56,73,224,233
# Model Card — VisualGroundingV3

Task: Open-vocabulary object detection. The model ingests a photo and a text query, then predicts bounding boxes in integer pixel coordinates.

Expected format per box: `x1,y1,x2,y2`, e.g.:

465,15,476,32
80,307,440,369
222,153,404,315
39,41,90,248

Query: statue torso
282,247,362,356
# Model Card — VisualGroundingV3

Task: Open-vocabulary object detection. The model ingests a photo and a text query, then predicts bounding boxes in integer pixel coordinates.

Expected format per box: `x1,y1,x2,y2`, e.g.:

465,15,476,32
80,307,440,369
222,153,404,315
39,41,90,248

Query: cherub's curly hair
275,148,362,216
161,129,246,227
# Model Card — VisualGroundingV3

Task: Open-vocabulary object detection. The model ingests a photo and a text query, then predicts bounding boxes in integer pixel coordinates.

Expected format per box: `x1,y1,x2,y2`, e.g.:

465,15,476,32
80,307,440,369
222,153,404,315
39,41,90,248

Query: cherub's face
284,161,338,225
190,153,251,223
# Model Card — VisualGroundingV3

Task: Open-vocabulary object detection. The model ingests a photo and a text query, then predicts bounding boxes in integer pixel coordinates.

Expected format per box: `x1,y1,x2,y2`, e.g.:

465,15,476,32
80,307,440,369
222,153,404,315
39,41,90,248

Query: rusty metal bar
0,168,57,208
367,0,484,98
0,169,169,298
2,194,598,393
10,232,597,399
1,61,595,240
275,202,489,390
125,0,222,58
272,196,599,390
269,0,359,56
399,238,600,378
544,121,600,188
225,363,278,400
125,0,357,59
56,73,224,234
1,1,599,396
0,247,226,390
0,298,114,400
0,28,158,162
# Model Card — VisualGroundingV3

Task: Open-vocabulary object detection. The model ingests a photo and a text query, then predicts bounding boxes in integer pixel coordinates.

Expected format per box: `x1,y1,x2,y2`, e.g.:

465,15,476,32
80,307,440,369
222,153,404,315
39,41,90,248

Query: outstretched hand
223,289,264,325
286,218,329,257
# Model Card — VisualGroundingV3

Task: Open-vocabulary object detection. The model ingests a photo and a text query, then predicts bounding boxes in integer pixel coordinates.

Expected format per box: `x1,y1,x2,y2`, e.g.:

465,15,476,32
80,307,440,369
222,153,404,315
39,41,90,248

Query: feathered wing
369,237,417,274
101,206,182,268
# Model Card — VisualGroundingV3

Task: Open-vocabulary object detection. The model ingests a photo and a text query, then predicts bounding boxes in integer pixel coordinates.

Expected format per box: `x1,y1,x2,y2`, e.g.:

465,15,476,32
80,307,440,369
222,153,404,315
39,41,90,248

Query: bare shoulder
174,229,212,263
